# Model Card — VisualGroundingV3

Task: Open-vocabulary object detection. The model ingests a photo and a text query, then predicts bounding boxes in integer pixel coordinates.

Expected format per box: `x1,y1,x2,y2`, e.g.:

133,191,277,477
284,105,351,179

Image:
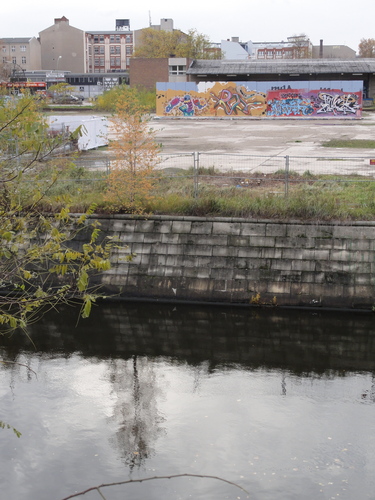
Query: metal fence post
285,155,289,198
193,152,199,199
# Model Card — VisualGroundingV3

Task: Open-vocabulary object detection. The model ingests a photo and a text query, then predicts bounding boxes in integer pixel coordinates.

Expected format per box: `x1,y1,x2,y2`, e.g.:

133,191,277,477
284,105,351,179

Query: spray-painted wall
156,81,363,118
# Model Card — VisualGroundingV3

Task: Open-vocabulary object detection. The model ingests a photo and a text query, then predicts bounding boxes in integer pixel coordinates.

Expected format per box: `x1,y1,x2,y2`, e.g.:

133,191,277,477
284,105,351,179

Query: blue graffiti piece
179,103,194,116
267,98,314,117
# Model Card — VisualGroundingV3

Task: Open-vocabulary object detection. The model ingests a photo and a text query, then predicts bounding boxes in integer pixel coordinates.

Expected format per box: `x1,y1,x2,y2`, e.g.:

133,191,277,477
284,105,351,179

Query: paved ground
76,111,375,176
152,112,375,155
150,112,375,176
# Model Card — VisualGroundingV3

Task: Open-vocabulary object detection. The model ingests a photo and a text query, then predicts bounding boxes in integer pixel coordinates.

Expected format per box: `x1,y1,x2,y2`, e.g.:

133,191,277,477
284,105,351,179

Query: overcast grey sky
1,0,374,54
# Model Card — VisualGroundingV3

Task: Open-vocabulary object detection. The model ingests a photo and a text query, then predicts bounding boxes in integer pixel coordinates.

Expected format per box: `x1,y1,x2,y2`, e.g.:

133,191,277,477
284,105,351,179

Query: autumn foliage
358,38,375,58
105,98,160,211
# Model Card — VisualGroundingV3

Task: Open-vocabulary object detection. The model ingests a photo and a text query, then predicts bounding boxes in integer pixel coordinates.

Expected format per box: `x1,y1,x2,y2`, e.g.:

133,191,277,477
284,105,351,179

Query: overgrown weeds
322,139,375,149
19,161,375,221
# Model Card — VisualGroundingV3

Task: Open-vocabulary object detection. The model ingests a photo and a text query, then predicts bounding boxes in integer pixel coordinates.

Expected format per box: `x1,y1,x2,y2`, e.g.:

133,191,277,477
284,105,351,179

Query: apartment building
222,36,356,61
85,20,133,73
1,37,41,73
39,17,86,72
221,36,313,60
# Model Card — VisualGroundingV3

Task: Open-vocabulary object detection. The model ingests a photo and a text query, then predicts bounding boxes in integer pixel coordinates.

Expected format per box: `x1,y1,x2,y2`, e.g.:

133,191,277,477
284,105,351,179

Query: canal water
1,302,375,500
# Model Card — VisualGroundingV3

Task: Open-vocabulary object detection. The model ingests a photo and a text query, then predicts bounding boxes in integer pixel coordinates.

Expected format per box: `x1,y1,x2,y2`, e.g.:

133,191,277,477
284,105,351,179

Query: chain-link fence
68,151,375,196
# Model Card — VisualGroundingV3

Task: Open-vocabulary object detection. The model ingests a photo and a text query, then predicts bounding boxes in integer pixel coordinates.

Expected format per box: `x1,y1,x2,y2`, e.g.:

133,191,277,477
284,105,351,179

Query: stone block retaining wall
88,215,375,309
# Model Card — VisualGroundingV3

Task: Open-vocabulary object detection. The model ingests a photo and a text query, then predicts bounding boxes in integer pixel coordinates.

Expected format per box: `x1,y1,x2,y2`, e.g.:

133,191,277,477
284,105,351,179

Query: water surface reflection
1,303,374,500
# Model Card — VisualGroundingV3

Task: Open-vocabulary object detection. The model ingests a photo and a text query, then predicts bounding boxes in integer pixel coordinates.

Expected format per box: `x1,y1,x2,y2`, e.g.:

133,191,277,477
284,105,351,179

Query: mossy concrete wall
88,215,375,309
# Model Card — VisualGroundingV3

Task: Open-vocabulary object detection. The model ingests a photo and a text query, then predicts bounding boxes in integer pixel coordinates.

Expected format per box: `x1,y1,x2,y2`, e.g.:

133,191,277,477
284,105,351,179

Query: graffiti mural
209,85,267,116
165,94,207,116
315,92,360,115
266,91,314,116
156,81,363,119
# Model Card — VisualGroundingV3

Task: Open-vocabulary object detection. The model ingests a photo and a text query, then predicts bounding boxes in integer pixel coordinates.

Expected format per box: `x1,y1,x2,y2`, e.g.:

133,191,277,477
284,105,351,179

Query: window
11,46,16,52
126,46,132,55
110,45,120,55
20,45,26,52
12,57,16,64
94,35,99,43
110,57,120,67
100,46,105,54
2,46,6,53
110,35,115,43
2,57,7,63
21,56,26,64
116,35,121,43
125,35,132,43
94,46,100,54
169,65,186,75
99,35,104,43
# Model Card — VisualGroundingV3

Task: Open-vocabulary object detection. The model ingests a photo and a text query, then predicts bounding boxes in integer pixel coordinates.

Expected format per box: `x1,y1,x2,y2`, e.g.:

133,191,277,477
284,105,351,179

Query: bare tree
288,34,312,59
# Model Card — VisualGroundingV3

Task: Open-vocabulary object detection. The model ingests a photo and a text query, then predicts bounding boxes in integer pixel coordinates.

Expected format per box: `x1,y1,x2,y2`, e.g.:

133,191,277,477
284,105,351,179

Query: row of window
256,48,308,59
90,45,132,55
169,65,186,75
92,57,122,66
89,58,131,70
2,56,26,64
2,45,27,52
88,34,132,44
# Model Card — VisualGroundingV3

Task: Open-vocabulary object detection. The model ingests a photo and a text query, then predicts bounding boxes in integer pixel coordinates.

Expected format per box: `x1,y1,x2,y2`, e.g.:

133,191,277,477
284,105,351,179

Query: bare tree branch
60,473,250,500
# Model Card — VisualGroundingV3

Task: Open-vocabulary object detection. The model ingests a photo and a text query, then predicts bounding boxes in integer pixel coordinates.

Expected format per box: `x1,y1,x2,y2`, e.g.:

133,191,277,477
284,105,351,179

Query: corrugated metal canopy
187,59,375,75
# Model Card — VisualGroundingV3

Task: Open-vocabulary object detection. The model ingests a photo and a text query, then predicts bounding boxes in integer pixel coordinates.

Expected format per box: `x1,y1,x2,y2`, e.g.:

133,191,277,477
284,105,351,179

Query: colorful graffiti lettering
156,81,363,119
267,97,314,117
165,95,207,116
316,93,359,115
210,86,267,116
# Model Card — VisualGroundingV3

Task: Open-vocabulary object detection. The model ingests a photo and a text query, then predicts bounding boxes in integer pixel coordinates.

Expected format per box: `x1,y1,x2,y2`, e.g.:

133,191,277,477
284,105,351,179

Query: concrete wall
156,81,363,118
84,215,375,310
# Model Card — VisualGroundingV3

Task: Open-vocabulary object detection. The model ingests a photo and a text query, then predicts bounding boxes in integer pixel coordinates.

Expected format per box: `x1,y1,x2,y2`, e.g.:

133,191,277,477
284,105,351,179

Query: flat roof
187,58,375,75
85,31,133,35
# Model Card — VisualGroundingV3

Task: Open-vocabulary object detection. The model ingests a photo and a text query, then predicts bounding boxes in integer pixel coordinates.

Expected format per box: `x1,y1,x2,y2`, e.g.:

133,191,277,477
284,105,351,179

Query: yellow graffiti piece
156,82,267,117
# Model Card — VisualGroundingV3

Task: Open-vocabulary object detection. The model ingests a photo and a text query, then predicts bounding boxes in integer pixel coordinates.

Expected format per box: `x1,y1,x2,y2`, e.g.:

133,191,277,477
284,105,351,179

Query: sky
1,0,374,54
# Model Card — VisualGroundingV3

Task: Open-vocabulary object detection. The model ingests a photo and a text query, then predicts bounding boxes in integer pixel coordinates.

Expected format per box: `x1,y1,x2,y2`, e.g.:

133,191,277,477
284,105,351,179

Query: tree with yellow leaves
105,97,160,212
0,94,120,333
133,28,221,59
